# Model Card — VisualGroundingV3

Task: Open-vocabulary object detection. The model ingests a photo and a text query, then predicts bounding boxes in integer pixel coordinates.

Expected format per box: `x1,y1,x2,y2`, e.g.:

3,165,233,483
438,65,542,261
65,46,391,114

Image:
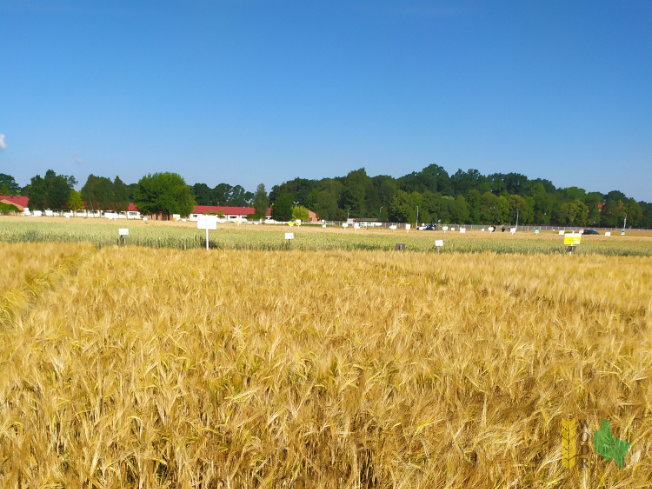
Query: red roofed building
0,196,320,222
0,195,29,211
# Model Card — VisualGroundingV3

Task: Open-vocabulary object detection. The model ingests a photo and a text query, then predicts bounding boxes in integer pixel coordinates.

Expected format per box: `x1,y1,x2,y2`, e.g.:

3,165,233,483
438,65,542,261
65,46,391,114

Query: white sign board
559,230,565,235
285,233,294,240
353,223,360,229
534,229,540,234
390,225,397,230
605,231,611,237
197,215,217,230
435,240,444,247
510,228,516,234
342,223,348,228
460,228,466,233
442,226,449,232
322,224,326,228
405,224,411,231
119,228,129,236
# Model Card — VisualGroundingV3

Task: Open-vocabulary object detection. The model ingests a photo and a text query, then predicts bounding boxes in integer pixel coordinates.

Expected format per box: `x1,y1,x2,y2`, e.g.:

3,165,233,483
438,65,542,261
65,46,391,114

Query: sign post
563,233,582,255
119,228,129,245
197,215,217,250
285,232,294,249
435,240,444,254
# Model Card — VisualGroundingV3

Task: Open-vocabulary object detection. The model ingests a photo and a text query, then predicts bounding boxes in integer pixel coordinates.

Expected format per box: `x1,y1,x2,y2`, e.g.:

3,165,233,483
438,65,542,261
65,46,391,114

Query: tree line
270,165,651,228
1,171,272,221
2,165,651,227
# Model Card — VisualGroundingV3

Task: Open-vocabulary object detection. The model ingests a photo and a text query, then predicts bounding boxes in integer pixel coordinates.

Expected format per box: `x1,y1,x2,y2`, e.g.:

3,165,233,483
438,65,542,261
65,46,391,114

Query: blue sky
1,0,650,201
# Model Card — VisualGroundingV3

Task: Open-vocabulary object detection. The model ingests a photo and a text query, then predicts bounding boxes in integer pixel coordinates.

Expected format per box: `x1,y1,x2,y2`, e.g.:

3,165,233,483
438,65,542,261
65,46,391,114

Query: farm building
0,196,320,223
189,206,273,223
0,195,29,212
190,206,320,223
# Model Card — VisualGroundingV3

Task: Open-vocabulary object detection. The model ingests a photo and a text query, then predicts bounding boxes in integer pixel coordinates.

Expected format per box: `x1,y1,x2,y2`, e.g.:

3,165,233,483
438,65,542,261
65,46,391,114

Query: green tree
26,175,47,211
585,192,603,226
563,186,587,201
426,193,454,224
81,174,114,212
133,172,195,219
507,194,532,225
466,189,482,224
451,195,470,224
0,173,20,194
112,176,130,213
314,189,339,221
46,170,74,211
292,206,310,222
640,202,652,228
213,183,233,206
600,201,621,227
229,185,253,206
271,193,293,222
495,196,510,223
253,183,269,220
530,183,553,224
27,170,74,212
377,177,397,208
68,190,84,212
623,198,643,228
339,169,369,217
480,192,499,224
192,183,213,205
450,169,486,196
605,190,626,203
388,190,411,222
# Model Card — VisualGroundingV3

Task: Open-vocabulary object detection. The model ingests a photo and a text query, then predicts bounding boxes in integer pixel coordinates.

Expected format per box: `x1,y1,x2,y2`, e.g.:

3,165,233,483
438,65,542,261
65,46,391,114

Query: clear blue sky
1,0,650,201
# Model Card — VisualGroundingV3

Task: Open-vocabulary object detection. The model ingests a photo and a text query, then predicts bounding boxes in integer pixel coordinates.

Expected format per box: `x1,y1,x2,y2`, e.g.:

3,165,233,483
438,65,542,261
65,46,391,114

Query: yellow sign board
564,233,582,246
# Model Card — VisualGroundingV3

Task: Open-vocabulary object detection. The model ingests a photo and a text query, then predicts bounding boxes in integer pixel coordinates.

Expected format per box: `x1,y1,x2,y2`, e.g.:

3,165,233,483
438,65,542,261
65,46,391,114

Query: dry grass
0,242,94,325
0,244,651,488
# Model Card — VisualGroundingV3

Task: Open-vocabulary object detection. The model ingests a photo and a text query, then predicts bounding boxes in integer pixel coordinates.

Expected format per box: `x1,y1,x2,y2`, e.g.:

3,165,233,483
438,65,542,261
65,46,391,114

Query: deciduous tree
270,193,293,222
253,183,269,220
133,172,195,219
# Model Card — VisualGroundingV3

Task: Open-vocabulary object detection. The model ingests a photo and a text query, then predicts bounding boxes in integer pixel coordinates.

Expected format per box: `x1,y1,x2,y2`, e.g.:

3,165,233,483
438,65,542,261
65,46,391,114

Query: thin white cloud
0,134,6,150
74,157,83,164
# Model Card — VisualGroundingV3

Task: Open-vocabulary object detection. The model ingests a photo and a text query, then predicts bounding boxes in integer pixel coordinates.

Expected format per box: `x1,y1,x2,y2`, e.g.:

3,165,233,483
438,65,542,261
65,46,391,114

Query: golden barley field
1,242,651,488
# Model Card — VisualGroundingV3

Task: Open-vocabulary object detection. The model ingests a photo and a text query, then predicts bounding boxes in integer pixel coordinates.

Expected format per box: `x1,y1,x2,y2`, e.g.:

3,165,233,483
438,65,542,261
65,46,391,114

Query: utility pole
516,208,519,230
416,206,419,228
623,212,627,233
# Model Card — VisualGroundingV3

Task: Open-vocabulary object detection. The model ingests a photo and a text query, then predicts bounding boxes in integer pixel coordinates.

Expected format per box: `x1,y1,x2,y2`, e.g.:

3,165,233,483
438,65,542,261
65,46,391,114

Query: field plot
0,242,94,325
0,243,651,488
1,216,652,256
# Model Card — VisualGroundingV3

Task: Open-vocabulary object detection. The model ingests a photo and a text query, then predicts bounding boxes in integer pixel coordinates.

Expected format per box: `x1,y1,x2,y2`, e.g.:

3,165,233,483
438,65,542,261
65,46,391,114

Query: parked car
583,229,600,235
